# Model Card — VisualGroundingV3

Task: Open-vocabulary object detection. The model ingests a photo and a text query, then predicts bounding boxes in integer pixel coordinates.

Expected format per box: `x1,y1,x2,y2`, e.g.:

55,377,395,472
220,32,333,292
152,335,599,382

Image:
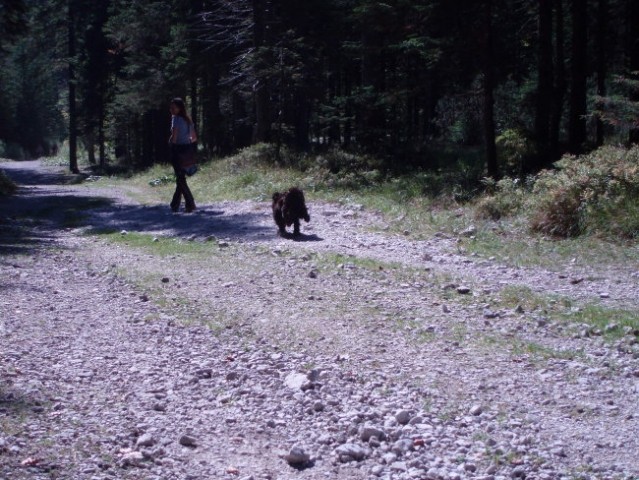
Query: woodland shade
1,0,639,177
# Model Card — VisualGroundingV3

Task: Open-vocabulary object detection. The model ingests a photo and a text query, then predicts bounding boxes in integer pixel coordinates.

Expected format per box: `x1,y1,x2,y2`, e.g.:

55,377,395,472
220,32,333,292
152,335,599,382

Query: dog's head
272,192,284,208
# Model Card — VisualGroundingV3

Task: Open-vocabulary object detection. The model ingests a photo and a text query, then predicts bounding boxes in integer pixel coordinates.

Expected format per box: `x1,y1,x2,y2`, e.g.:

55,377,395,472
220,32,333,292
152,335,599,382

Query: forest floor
1,159,638,480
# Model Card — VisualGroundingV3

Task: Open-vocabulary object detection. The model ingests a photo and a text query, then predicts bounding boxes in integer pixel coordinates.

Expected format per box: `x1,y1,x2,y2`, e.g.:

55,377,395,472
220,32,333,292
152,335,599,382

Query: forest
1,0,639,178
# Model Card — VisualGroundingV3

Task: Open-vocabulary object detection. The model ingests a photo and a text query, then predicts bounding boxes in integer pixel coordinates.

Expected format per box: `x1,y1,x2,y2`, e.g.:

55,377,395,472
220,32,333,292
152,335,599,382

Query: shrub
529,146,639,238
475,177,528,220
496,129,535,177
0,170,17,196
530,183,583,237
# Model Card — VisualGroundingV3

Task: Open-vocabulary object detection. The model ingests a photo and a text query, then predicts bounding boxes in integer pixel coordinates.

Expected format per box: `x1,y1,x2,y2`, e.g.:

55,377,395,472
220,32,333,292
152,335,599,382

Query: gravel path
1,159,638,480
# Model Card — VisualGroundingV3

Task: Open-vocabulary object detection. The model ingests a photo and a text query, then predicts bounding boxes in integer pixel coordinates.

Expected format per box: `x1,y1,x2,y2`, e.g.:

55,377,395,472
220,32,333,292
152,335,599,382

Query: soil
1,159,638,480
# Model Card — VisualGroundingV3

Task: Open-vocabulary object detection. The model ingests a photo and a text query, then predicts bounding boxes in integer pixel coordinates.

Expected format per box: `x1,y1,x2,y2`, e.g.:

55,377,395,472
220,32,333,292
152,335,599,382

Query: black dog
272,188,310,237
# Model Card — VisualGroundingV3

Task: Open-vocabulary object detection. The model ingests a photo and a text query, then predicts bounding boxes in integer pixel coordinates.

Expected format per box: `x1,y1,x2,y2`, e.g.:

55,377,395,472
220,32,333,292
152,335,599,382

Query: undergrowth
0,169,17,195
96,142,639,248
476,145,639,239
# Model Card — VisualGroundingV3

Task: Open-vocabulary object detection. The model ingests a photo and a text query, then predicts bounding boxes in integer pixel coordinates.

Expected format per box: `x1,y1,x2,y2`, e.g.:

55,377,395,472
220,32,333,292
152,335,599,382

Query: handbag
177,143,198,176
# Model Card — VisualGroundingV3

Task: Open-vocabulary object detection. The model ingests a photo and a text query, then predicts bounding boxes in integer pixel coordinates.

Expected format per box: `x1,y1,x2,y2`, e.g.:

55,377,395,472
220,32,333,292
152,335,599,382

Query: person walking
168,97,197,213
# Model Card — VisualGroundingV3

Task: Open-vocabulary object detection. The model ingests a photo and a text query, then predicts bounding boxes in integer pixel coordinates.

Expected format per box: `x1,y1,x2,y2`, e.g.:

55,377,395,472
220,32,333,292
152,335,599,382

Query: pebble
335,443,369,462
284,446,311,466
3,167,639,480
395,410,413,425
135,433,155,448
178,435,197,448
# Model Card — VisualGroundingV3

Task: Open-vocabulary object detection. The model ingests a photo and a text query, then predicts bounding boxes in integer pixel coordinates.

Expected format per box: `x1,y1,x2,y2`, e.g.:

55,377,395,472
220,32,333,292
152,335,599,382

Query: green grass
559,304,639,340
80,144,639,273
496,285,639,341
461,219,639,270
511,339,584,360
315,252,403,272
94,230,218,256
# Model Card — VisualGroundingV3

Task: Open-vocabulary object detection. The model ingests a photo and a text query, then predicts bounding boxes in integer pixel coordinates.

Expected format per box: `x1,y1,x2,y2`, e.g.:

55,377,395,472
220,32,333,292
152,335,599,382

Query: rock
360,425,385,442
512,466,526,478
120,451,145,468
395,410,413,425
483,309,498,319
464,462,477,472
135,433,155,449
284,446,311,466
285,372,310,390
391,438,413,455
179,435,197,448
469,404,483,416
334,443,369,462
457,286,471,294
390,461,408,472
460,225,477,237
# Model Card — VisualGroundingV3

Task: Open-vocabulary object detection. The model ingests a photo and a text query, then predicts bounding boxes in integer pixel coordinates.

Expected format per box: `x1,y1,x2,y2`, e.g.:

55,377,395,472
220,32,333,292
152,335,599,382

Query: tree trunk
482,0,498,178
595,0,607,146
68,0,79,173
568,0,588,154
190,72,198,135
533,0,553,170
359,19,385,152
550,0,566,157
203,56,224,154
98,104,106,168
252,0,271,143
628,0,639,144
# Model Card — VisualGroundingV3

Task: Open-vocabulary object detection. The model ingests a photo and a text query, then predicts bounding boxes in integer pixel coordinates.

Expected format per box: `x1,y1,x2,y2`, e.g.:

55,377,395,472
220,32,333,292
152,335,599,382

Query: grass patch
88,143,639,270
559,304,639,340
510,339,584,360
316,252,403,272
468,227,639,269
95,230,217,256
496,285,639,341
498,285,568,312
479,334,584,361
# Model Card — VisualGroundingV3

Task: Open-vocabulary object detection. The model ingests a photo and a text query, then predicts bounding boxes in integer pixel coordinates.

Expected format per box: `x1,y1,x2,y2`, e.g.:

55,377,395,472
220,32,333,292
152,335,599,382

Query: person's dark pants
170,145,196,212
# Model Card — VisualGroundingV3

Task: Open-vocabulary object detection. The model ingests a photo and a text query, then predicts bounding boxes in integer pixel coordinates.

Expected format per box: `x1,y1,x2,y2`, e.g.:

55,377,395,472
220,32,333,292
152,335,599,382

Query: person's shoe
185,206,196,213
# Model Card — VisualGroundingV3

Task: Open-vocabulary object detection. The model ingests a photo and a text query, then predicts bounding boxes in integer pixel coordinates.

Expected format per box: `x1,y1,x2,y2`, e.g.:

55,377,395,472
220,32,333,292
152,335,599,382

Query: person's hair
170,97,193,125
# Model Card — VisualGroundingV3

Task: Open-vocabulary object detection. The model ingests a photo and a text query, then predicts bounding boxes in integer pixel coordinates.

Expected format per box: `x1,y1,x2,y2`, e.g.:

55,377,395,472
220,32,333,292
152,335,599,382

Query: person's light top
171,115,192,144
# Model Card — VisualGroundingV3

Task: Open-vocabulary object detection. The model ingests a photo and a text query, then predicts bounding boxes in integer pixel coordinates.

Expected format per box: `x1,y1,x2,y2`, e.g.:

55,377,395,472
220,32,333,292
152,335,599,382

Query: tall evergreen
1,0,638,172
568,0,588,154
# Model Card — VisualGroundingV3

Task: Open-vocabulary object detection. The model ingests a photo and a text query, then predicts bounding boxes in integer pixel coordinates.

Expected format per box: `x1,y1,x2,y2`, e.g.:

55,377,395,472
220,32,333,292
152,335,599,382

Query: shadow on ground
0,190,111,255
85,203,274,241
0,160,282,251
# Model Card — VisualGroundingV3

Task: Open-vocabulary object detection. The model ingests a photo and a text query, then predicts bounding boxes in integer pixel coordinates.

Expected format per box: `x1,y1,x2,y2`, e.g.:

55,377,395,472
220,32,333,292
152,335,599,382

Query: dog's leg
293,219,301,236
273,207,287,236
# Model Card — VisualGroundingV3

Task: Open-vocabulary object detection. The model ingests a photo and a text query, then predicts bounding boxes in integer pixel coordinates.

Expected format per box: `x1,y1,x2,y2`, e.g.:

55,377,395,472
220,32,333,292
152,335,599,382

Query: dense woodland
1,0,639,177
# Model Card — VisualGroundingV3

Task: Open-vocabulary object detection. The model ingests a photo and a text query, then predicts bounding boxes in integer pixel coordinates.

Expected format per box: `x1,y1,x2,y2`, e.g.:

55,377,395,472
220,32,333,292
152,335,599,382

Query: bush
0,170,17,196
529,146,639,238
0,141,27,160
496,129,535,177
475,177,529,220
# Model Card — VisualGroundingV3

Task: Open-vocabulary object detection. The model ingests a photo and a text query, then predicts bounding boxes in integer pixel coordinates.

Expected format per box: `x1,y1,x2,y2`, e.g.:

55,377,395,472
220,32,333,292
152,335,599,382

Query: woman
168,97,197,213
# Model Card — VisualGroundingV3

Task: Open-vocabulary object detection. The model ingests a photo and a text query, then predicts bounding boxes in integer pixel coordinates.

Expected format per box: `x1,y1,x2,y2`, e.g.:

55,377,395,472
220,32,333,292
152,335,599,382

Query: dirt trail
1,159,638,480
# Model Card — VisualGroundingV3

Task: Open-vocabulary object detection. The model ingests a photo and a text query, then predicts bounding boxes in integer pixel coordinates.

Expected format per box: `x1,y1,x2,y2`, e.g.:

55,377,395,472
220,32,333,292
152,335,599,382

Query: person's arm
189,123,198,143
169,116,177,144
